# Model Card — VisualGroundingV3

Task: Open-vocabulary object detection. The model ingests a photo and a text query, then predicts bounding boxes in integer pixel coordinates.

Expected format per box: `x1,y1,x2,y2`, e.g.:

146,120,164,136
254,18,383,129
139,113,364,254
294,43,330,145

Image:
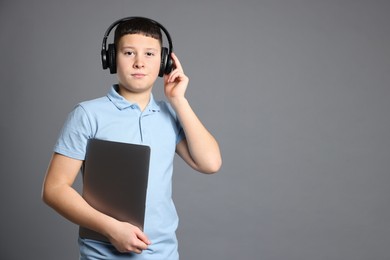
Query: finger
133,247,143,254
131,241,148,253
134,228,151,245
167,70,181,83
168,73,186,84
129,237,149,254
166,70,179,83
171,52,183,71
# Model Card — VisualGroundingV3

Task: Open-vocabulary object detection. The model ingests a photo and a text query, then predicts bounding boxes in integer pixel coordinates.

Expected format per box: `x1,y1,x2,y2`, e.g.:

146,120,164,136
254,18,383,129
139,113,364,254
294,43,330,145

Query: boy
42,17,221,259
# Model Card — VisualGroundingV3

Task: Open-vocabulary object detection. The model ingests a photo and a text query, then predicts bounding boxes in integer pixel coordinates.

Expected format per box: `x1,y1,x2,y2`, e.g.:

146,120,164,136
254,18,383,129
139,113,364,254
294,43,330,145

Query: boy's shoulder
77,85,120,110
63,96,109,121
78,96,109,107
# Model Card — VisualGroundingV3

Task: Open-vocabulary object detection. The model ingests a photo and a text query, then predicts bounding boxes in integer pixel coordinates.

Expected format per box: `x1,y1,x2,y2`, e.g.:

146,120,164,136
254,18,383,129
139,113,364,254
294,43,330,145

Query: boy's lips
131,73,146,78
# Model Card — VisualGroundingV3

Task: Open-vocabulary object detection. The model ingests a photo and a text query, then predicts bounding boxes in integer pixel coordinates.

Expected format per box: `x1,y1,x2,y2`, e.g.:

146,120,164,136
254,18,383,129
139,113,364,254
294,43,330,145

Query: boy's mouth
131,73,146,79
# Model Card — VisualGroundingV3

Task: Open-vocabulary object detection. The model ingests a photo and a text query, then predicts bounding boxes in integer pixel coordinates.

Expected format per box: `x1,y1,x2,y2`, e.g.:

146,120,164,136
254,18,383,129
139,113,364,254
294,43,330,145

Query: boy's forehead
119,33,161,47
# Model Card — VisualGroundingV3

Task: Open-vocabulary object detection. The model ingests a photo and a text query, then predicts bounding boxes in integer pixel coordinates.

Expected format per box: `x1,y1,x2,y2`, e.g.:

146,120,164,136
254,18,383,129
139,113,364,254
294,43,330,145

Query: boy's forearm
170,97,222,173
42,154,116,239
43,181,116,238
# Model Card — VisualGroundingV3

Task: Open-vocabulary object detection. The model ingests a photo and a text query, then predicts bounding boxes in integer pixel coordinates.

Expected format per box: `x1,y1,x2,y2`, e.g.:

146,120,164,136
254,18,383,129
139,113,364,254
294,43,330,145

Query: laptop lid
79,139,150,242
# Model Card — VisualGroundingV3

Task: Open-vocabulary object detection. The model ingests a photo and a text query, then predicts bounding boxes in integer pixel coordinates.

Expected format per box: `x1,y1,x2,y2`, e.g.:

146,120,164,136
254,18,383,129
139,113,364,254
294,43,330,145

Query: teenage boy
42,17,221,259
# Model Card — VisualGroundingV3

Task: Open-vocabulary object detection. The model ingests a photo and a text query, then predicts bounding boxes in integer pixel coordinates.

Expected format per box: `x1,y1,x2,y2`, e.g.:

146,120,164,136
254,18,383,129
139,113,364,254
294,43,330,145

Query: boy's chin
118,84,153,94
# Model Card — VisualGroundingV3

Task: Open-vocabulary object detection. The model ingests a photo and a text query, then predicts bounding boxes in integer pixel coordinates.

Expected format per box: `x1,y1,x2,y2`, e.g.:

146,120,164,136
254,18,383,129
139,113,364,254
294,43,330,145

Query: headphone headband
101,16,174,76
102,16,173,54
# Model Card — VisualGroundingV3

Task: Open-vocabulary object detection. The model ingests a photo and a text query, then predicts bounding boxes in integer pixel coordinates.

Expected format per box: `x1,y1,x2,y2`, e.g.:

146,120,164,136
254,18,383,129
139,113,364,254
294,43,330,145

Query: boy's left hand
164,53,189,101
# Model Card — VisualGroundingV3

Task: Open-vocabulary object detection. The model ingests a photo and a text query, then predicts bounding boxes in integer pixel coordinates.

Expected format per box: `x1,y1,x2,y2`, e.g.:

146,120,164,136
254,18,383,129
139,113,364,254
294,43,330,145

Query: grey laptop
79,139,150,242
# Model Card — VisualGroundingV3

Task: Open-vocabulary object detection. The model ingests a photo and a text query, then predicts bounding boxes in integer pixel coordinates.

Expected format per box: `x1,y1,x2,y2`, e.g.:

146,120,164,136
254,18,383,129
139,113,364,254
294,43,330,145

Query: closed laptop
79,139,150,242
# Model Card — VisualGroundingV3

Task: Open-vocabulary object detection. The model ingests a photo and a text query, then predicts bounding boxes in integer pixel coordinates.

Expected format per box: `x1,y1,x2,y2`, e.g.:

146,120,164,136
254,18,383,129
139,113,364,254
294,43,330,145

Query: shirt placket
139,109,155,145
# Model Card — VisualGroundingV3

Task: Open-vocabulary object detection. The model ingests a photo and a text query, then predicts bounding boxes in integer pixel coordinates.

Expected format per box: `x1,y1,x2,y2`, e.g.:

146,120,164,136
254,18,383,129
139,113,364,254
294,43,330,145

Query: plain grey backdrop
1,0,389,259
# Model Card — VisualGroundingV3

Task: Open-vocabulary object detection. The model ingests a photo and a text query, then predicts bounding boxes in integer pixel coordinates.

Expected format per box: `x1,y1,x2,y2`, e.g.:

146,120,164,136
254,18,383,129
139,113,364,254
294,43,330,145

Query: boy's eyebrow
145,47,159,51
120,46,159,52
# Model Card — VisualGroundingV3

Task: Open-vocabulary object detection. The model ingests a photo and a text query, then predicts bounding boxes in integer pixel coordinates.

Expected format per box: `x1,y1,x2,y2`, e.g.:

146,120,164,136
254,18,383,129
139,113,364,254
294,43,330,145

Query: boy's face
116,33,161,95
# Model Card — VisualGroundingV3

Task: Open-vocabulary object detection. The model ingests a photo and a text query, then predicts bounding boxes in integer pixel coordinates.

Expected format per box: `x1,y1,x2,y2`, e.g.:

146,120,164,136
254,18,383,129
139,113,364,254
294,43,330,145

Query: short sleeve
164,101,185,145
176,124,185,144
53,104,93,160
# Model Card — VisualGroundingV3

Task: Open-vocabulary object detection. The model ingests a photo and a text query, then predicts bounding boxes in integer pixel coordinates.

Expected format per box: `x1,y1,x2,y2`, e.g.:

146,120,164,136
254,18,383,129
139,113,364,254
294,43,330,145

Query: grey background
1,0,389,259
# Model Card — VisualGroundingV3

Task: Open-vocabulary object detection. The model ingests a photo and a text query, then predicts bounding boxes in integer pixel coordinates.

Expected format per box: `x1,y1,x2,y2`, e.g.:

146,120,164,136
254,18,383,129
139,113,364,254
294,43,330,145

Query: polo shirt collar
107,84,160,112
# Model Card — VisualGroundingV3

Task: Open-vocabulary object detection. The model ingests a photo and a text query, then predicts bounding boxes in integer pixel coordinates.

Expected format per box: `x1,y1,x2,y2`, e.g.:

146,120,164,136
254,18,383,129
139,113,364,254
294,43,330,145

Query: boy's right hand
107,221,151,254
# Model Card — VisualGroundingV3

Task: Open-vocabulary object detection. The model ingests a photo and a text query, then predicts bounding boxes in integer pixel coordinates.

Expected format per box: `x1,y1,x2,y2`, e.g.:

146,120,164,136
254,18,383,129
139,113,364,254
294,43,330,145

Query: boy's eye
124,51,135,56
146,52,155,57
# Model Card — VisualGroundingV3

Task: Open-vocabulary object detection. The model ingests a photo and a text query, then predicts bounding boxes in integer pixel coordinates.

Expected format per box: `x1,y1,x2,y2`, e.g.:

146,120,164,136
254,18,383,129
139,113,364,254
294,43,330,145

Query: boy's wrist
169,96,189,109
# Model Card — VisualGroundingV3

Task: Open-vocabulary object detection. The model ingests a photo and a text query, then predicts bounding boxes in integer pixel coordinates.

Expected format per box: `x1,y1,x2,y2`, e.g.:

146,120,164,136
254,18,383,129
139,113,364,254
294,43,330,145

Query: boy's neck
117,87,152,111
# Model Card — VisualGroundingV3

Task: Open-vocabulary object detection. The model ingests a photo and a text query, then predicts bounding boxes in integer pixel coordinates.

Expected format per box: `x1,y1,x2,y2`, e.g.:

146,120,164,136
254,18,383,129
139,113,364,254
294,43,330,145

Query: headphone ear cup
107,43,117,74
165,52,173,75
101,49,108,70
159,47,168,77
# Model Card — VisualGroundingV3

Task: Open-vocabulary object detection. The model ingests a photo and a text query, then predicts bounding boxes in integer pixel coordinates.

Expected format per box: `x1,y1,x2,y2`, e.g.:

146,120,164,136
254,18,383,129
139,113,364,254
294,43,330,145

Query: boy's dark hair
114,17,163,48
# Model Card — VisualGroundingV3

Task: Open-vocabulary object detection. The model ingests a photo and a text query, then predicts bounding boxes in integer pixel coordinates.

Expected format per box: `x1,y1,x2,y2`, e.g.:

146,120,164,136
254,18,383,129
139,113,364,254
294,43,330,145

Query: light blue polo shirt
54,85,184,259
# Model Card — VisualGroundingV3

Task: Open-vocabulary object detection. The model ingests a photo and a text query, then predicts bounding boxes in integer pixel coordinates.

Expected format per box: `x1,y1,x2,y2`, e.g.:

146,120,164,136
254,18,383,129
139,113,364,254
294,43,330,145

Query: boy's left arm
164,53,222,174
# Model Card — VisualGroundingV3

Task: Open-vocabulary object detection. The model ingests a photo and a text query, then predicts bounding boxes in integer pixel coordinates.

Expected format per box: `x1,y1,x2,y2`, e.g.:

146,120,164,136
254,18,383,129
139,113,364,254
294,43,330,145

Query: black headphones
101,16,173,76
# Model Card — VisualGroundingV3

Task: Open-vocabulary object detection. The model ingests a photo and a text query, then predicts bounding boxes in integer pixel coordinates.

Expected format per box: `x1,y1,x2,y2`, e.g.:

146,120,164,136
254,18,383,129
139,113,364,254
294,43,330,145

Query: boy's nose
133,57,145,69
